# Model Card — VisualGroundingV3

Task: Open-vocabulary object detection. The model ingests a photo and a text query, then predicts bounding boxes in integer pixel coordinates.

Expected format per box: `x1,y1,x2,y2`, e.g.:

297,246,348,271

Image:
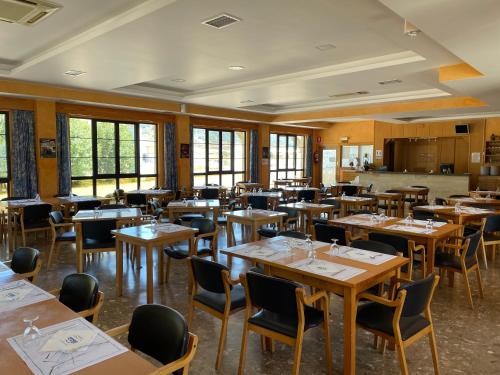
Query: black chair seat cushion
179,214,204,222
378,204,398,209
435,252,477,269
249,305,324,338
193,285,246,313
164,246,211,259
483,233,500,243
312,218,328,225
56,231,76,241
357,302,430,341
24,219,50,229
257,228,278,238
82,238,115,250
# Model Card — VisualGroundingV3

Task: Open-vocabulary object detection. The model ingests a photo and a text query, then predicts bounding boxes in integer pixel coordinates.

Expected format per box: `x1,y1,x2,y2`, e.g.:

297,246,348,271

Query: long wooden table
112,224,197,304
167,199,220,221
330,214,462,273
46,195,111,217
279,202,335,233
413,204,495,224
0,269,155,374
222,236,408,375
335,196,377,216
447,196,500,208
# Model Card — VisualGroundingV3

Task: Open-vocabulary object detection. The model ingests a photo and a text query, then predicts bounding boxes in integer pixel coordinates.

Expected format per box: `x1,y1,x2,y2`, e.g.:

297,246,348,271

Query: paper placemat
385,224,436,234
399,219,446,227
287,258,366,281
336,246,396,265
0,280,55,313
271,237,326,250
152,223,188,233
250,209,279,216
168,202,188,207
232,244,290,261
8,317,127,375
0,261,9,273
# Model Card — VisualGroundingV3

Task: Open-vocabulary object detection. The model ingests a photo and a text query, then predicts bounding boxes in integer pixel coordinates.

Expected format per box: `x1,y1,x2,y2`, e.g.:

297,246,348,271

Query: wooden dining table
46,195,111,217
279,202,335,233
447,196,500,208
334,195,377,216
0,269,155,374
222,236,408,375
167,199,220,221
413,204,495,224
240,192,282,209
236,182,262,194
112,223,197,303
330,214,462,273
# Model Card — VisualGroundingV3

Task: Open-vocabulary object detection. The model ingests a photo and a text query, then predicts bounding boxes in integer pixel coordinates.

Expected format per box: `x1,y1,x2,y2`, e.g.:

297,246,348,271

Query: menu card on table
287,258,366,281
8,317,127,375
0,280,55,313
335,246,396,265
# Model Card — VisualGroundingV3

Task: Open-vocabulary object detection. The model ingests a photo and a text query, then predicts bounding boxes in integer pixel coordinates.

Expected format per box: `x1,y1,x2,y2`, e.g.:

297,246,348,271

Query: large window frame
269,133,305,184
69,117,158,196
192,127,246,187
0,112,10,199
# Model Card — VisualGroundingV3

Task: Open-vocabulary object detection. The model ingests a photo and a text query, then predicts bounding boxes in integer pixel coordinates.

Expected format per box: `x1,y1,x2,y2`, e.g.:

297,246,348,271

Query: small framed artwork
40,138,56,158
180,143,190,158
262,147,269,159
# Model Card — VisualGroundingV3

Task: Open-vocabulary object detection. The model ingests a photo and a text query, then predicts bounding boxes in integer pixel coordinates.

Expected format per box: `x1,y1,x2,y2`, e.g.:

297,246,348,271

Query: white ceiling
0,0,498,123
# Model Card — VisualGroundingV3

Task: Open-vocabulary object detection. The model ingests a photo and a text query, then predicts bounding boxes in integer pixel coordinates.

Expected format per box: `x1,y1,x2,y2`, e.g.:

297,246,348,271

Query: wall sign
262,147,269,159
40,138,56,158
375,149,383,160
180,144,190,158
471,152,481,163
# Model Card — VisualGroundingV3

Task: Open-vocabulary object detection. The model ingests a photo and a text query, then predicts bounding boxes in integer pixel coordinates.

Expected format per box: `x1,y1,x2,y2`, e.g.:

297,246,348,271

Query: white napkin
41,329,97,353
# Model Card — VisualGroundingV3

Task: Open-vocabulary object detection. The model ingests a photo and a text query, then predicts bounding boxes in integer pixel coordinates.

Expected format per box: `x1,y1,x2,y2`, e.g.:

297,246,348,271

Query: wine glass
23,316,41,342
454,202,461,213
370,213,378,223
305,234,315,259
300,198,306,205
405,213,413,226
330,238,340,256
93,206,100,217
35,193,41,201
247,203,253,211
425,218,434,231
182,198,187,205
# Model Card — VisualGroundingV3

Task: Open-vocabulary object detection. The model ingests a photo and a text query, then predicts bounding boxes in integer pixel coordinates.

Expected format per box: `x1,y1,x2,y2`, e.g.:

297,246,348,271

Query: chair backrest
76,200,102,211
200,188,219,199
314,224,346,245
11,247,40,275
245,271,301,317
278,230,307,240
435,197,447,205
366,183,374,193
128,304,188,366
297,189,316,202
22,204,52,223
190,256,228,293
412,209,435,221
248,196,268,210
464,231,481,258
126,193,147,206
81,220,116,243
100,204,127,210
191,218,216,234
368,232,409,256
483,214,500,233
59,273,99,318
275,206,298,219
448,194,469,198
341,185,358,196
49,210,65,225
350,239,397,255
398,273,437,317
319,198,341,208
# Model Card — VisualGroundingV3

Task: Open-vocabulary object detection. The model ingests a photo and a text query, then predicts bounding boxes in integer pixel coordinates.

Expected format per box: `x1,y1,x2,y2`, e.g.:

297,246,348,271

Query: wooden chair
434,231,484,308
257,206,299,239
356,274,440,375
479,214,500,265
238,271,332,375
164,218,218,282
47,211,76,269
187,256,246,369
5,247,42,282
107,304,198,375
313,223,354,245
378,191,404,217
75,219,117,273
50,273,104,324
19,203,52,246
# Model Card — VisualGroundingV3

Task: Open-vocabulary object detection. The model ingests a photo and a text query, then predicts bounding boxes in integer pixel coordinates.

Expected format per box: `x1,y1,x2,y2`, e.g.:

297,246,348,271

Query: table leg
344,287,357,375
146,244,154,304
168,208,174,223
188,236,195,292
227,218,234,247
426,238,437,275
116,239,123,297
251,223,257,242
158,246,164,284
213,207,219,220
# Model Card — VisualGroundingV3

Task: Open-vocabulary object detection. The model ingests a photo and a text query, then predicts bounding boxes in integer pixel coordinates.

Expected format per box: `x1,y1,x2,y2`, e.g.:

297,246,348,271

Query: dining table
447,196,500,208
334,195,377,217
167,199,220,221
45,195,111,217
413,204,495,225
222,235,408,375
279,202,336,233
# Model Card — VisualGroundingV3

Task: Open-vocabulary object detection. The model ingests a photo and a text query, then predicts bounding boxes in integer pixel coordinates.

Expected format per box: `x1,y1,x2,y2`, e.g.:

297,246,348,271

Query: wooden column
258,124,270,187
176,114,191,190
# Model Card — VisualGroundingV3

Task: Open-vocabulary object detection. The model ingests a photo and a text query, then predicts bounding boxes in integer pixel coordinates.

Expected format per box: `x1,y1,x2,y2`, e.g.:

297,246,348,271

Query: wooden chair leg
238,322,249,375
429,328,440,375
475,267,484,298
215,316,229,369
463,270,474,309
480,239,488,269
379,338,386,354
323,312,333,375
396,341,409,375
47,238,57,270
165,256,172,283
291,336,304,375
373,335,379,349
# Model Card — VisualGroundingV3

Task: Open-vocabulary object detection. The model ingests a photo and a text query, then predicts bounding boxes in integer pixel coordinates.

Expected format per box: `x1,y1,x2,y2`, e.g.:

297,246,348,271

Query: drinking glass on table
305,234,315,259
330,238,340,256
93,206,100,217
247,204,253,211
425,218,434,231
454,202,461,213
23,316,41,342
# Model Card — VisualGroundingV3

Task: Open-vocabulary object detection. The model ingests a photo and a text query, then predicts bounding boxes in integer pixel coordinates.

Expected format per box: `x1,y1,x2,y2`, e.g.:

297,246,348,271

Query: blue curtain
164,122,178,190
12,110,37,198
56,113,71,195
249,129,259,182
305,135,313,178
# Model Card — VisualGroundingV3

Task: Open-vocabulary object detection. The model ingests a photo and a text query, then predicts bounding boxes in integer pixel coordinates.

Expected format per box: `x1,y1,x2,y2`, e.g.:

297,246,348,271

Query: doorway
321,148,337,185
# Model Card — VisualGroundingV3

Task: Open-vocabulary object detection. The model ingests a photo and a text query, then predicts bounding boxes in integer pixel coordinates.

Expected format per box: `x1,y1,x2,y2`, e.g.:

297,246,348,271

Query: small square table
335,196,377,216
167,199,220,221
279,202,335,233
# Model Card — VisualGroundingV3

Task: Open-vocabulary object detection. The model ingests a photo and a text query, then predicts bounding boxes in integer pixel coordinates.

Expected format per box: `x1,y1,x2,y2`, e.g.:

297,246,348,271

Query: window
192,127,246,187
69,118,157,196
0,112,9,199
341,145,373,168
269,133,305,186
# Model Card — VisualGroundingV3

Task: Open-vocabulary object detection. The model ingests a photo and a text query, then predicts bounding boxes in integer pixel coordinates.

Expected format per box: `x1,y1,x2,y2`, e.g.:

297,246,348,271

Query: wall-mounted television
455,124,469,134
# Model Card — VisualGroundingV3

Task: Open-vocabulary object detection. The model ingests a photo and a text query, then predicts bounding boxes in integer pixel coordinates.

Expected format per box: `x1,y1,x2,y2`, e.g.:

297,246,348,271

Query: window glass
341,145,373,167
269,133,307,187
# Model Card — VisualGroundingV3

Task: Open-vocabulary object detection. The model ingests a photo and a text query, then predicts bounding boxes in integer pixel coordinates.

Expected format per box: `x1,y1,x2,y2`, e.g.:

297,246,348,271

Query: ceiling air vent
329,91,369,98
202,13,241,29
378,79,403,85
394,116,433,122
0,0,61,26
238,103,284,113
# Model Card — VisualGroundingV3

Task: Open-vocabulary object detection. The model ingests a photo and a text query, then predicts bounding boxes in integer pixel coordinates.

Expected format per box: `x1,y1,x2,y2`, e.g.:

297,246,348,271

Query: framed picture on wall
262,146,269,159
40,138,56,158
180,143,190,158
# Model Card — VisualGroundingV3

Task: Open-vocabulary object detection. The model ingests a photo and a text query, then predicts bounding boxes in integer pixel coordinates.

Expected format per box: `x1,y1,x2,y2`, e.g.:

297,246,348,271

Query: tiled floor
3,225,500,374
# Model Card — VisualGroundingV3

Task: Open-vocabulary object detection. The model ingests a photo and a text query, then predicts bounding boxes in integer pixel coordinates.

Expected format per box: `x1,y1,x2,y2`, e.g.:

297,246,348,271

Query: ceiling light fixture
171,78,186,82
315,43,336,51
228,65,246,71
404,20,421,38
64,70,86,77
